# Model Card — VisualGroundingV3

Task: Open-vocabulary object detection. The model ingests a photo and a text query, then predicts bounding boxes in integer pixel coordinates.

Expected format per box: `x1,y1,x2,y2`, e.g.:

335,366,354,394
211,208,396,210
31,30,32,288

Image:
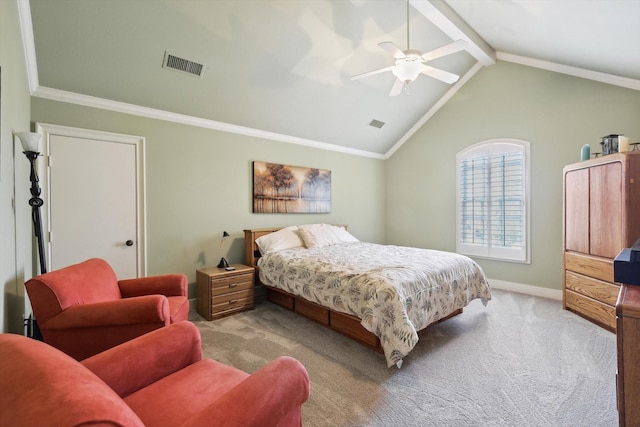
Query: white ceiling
23,0,640,159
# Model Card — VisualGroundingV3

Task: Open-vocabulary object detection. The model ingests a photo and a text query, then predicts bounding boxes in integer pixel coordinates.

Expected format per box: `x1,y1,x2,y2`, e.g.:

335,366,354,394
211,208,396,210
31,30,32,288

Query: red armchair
0,321,310,426
25,258,189,360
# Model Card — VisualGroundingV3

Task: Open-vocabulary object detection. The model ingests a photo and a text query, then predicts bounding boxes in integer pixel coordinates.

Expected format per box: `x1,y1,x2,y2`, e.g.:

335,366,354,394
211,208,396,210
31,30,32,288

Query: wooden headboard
243,224,348,269
243,227,283,268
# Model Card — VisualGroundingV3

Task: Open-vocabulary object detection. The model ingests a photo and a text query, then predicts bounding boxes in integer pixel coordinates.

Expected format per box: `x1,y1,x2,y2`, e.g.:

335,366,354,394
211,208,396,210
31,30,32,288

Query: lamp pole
16,132,46,340
24,150,47,275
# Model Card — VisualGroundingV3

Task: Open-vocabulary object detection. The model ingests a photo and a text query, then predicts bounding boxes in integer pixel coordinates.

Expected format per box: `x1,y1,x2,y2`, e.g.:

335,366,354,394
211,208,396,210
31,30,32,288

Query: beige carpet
191,289,617,426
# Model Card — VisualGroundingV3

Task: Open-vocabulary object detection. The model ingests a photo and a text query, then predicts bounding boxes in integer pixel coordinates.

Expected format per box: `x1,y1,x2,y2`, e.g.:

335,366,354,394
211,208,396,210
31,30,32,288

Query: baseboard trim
488,279,562,301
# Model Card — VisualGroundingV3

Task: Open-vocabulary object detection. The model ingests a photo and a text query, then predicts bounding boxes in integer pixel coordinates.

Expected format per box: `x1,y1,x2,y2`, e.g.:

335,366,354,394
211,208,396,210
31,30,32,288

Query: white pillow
298,223,358,248
331,225,359,243
255,226,305,255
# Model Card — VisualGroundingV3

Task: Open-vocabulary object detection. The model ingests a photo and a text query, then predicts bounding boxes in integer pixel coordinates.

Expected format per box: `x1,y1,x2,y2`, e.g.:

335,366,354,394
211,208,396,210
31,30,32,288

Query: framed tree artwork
253,161,331,213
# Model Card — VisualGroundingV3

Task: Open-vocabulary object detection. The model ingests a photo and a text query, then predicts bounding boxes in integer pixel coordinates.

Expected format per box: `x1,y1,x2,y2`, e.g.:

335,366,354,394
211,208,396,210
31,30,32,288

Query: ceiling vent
369,119,385,129
162,51,205,77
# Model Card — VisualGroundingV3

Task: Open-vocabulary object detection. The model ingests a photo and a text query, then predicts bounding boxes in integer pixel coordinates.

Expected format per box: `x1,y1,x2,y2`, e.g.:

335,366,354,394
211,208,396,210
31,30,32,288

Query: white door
38,123,145,279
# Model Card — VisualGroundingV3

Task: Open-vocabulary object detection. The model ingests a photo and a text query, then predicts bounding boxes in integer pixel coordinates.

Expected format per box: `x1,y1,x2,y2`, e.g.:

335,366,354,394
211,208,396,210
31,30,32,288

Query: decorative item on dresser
196,264,255,321
563,151,640,331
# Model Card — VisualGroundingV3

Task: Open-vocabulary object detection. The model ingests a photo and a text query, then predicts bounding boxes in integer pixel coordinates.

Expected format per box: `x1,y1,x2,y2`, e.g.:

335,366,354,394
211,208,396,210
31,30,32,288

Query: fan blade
421,40,467,62
389,78,405,96
351,66,393,80
421,66,460,84
378,42,406,59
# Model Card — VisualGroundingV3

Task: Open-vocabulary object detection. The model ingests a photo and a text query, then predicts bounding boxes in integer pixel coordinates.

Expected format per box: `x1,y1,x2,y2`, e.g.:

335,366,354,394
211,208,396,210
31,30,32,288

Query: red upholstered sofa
25,258,189,360
0,321,310,426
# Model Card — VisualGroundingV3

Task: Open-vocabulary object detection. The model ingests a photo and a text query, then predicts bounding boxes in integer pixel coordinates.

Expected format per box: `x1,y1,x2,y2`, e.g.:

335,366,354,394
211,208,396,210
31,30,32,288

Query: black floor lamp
16,132,46,340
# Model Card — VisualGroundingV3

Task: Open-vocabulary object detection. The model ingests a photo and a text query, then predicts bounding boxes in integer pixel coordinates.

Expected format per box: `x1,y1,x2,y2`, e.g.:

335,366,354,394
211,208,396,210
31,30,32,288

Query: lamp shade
16,132,42,153
392,61,424,83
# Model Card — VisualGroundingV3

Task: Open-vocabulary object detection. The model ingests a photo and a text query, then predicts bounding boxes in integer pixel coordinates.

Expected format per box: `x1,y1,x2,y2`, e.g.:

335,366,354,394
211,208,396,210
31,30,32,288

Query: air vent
369,119,385,129
162,52,205,77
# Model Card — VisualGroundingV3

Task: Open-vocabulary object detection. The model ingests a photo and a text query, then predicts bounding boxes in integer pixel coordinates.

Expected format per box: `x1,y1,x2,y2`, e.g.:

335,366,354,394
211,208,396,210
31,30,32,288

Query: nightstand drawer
212,289,254,315
210,274,253,296
213,288,253,305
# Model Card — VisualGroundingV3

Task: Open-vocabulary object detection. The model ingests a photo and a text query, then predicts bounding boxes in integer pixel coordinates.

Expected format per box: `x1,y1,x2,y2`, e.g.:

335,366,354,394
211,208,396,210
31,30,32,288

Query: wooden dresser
563,152,640,331
196,264,255,320
616,284,640,427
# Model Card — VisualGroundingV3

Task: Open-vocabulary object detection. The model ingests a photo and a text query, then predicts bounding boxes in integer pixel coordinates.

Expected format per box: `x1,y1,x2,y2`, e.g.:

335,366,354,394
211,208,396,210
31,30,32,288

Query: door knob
125,240,134,246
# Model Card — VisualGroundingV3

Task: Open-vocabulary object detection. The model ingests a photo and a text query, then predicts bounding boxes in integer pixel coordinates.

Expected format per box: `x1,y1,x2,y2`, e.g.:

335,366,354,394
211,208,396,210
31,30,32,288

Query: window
456,139,530,263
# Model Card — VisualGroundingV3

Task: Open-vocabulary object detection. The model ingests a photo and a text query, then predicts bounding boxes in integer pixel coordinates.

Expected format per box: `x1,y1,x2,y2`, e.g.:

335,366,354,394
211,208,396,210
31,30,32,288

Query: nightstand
196,264,255,320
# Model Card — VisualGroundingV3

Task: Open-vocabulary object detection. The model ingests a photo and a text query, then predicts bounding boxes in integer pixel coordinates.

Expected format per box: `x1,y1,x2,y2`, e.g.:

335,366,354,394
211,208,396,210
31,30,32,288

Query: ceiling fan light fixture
392,57,424,82
350,0,461,94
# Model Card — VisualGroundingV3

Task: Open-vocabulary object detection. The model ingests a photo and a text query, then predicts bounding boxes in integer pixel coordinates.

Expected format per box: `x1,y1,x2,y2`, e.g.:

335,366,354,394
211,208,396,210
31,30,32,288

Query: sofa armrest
82,321,202,398
41,295,170,330
181,356,310,427
118,274,187,298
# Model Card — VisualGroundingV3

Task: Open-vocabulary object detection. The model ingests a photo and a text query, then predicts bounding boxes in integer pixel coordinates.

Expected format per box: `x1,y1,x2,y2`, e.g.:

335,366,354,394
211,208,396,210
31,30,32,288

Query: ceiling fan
351,0,467,96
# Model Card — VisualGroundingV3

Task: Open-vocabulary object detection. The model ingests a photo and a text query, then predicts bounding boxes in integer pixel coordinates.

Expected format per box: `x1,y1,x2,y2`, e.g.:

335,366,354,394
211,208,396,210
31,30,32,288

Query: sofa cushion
0,333,144,427
26,258,122,323
125,359,249,426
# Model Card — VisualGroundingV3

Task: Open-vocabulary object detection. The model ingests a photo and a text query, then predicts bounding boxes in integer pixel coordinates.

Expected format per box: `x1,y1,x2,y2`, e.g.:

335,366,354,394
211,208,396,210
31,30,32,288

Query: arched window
456,139,530,263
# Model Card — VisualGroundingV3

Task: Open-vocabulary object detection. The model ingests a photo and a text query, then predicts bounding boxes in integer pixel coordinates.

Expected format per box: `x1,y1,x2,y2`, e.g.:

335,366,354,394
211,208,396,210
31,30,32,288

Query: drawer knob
228,283,238,288
229,299,238,305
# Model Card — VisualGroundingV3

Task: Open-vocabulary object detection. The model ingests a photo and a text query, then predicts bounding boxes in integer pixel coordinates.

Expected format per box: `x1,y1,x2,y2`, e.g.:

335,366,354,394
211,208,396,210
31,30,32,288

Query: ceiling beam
410,0,495,66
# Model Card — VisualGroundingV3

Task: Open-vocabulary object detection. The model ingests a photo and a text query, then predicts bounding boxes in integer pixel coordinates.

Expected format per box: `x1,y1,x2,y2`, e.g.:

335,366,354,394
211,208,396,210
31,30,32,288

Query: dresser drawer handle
229,299,238,305
228,283,238,288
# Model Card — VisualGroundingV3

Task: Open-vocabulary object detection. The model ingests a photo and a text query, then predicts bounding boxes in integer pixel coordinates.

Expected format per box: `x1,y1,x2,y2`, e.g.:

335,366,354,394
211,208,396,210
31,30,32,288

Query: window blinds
457,140,528,262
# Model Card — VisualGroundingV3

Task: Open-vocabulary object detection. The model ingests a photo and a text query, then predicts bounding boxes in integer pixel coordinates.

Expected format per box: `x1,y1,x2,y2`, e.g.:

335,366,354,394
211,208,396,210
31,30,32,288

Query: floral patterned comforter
258,242,492,367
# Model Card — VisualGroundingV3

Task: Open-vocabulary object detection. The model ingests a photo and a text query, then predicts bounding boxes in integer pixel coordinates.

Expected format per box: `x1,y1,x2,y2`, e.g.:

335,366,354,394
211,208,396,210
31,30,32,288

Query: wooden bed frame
243,227,462,354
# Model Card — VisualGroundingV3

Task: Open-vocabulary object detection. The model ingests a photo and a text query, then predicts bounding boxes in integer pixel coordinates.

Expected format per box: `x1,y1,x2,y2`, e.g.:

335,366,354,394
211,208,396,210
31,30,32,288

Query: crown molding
31,86,385,159
497,52,640,91
17,0,39,93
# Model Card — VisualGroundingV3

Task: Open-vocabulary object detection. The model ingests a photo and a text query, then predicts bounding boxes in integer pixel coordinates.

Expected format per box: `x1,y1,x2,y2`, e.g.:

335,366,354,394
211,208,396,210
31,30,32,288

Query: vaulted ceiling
23,0,640,159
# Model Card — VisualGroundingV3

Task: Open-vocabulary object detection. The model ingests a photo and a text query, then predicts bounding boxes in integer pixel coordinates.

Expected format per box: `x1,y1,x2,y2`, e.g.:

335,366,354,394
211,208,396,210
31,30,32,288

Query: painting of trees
253,162,331,213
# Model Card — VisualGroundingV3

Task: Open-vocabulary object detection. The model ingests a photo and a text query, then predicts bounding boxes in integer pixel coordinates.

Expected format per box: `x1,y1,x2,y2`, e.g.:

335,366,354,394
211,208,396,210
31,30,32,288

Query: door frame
36,122,147,277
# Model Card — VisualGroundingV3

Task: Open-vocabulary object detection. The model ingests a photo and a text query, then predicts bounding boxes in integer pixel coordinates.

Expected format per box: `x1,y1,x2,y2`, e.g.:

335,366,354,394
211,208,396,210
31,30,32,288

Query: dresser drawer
565,252,613,282
565,270,620,306
565,289,616,331
210,273,254,296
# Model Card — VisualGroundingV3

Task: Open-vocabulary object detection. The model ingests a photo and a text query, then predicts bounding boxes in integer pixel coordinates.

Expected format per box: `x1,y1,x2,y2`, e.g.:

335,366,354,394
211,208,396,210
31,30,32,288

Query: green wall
1,0,35,334
386,61,640,290
30,99,386,298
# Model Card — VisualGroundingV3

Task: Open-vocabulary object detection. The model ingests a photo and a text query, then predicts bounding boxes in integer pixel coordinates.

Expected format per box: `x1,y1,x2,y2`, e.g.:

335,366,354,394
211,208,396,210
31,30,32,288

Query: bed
244,224,491,367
